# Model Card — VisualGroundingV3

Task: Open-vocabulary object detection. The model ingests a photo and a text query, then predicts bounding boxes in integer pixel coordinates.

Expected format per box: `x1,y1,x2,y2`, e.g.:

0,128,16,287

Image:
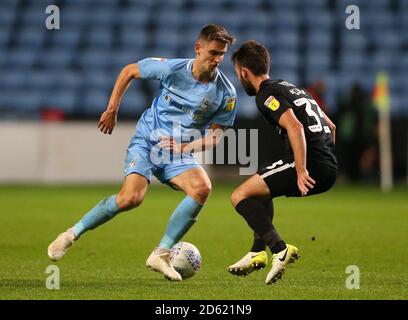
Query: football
170,242,201,279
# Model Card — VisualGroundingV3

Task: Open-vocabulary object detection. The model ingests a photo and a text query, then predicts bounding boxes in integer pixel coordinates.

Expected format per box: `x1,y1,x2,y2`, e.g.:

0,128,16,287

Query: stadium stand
0,0,407,119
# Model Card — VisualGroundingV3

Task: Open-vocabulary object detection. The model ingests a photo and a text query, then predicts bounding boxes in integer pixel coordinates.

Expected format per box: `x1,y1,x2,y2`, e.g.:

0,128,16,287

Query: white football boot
265,244,300,284
47,228,76,261
146,247,182,281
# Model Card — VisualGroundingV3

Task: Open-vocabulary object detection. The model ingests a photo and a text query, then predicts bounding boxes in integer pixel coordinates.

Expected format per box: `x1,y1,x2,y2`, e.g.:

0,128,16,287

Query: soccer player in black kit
228,40,338,284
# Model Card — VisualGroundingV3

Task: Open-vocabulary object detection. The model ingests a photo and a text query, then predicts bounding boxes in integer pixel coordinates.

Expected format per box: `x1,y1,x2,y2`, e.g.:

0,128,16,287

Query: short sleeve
212,89,237,127
137,57,172,81
257,90,292,125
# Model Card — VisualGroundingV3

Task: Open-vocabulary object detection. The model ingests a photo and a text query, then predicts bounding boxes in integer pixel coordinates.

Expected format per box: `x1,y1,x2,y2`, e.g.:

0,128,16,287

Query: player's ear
241,67,250,79
194,41,202,56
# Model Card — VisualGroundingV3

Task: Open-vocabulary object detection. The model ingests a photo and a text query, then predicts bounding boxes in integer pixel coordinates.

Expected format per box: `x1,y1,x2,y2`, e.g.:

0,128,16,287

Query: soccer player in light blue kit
48,25,237,281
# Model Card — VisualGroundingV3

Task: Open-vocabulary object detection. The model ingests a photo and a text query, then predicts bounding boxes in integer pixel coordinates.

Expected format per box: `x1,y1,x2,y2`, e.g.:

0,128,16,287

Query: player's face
195,40,228,72
234,64,257,96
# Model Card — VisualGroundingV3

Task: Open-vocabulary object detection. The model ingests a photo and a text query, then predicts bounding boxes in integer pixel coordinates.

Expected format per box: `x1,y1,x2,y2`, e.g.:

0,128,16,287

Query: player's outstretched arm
98,63,141,135
279,108,315,196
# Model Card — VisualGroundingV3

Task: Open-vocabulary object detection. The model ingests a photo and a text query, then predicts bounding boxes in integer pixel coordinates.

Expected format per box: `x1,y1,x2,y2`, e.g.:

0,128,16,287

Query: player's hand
98,109,117,135
158,136,184,153
296,169,315,196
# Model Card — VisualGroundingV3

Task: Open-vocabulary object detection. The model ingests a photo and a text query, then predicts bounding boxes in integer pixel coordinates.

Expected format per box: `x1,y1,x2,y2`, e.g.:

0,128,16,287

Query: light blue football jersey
136,58,237,142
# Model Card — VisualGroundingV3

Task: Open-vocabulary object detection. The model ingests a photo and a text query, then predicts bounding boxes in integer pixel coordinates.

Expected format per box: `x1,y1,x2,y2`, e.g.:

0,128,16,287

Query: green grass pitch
0,183,407,300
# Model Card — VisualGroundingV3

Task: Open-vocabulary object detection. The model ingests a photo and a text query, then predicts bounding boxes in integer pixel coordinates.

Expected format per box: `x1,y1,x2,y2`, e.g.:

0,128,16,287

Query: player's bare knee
116,192,144,210
231,188,246,208
191,181,212,203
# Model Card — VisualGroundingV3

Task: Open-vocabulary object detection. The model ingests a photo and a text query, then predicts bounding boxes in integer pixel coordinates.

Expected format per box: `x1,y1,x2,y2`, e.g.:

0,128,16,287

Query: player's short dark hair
231,40,270,75
197,24,236,45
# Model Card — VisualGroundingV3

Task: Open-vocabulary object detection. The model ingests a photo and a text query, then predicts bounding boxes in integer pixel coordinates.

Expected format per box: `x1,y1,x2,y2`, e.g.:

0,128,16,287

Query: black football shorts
257,156,338,198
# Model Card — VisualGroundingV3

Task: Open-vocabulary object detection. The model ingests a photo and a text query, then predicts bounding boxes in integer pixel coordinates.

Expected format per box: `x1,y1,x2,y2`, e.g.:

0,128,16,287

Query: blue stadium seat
81,89,109,115
338,51,365,72
223,0,262,9
306,31,333,50
119,29,148,50
272,51,299,70
361,12,394,30
52,71,83,91
83,70,114,92
76,49,111,70
51,28,82,49
184,10,227,30
0,0,18,8
127,0,155,9
188,0,223,9
336,0,366,13
26,70,57,91
270,0,298,11
269,11,300,31
274,54,299,72
109,49,146,72
85,9,118,27
400,54,408,73
305,70,333,88
155,10,183,28
233,92,257,118
117,9,150,30
340,31,368,51
0,7,16,28
396,11,408,30
333,72,356,94
207,11,242,33
153,29,183,51
21,7,45,27
85,26,114,48
17,28,46,49
40,49,73,69
0,70,27,90
272,31,299,50
365,0,390,11
366,50,395,73
64,0,104,6
119,89,149,116
272,65,299,81
61,7,89,27
3,89,43,113
369,30,400,51
43,90,78,113
389,72,408,93
401,0,408,12
305,52,331,72
151,0,185,10
301,0,328,10
240,29,270,47
304,10,333,29
359,72,375,92
241,10,271,30
5,49,38,69
0,29,10,48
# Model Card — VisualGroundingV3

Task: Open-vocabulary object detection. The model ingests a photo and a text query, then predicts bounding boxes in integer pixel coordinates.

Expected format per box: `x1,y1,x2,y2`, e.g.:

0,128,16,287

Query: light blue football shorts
124,133,201,184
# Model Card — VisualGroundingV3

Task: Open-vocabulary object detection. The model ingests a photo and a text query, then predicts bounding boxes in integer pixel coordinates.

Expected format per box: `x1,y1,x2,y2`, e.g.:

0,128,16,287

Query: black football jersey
256,79,337,169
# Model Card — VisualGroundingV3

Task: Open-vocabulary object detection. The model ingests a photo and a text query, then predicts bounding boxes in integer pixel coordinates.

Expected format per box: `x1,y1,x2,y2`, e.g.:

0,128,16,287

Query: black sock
236,198,286,253
250,199,274,252
270,240,287,254
251,232,266,252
